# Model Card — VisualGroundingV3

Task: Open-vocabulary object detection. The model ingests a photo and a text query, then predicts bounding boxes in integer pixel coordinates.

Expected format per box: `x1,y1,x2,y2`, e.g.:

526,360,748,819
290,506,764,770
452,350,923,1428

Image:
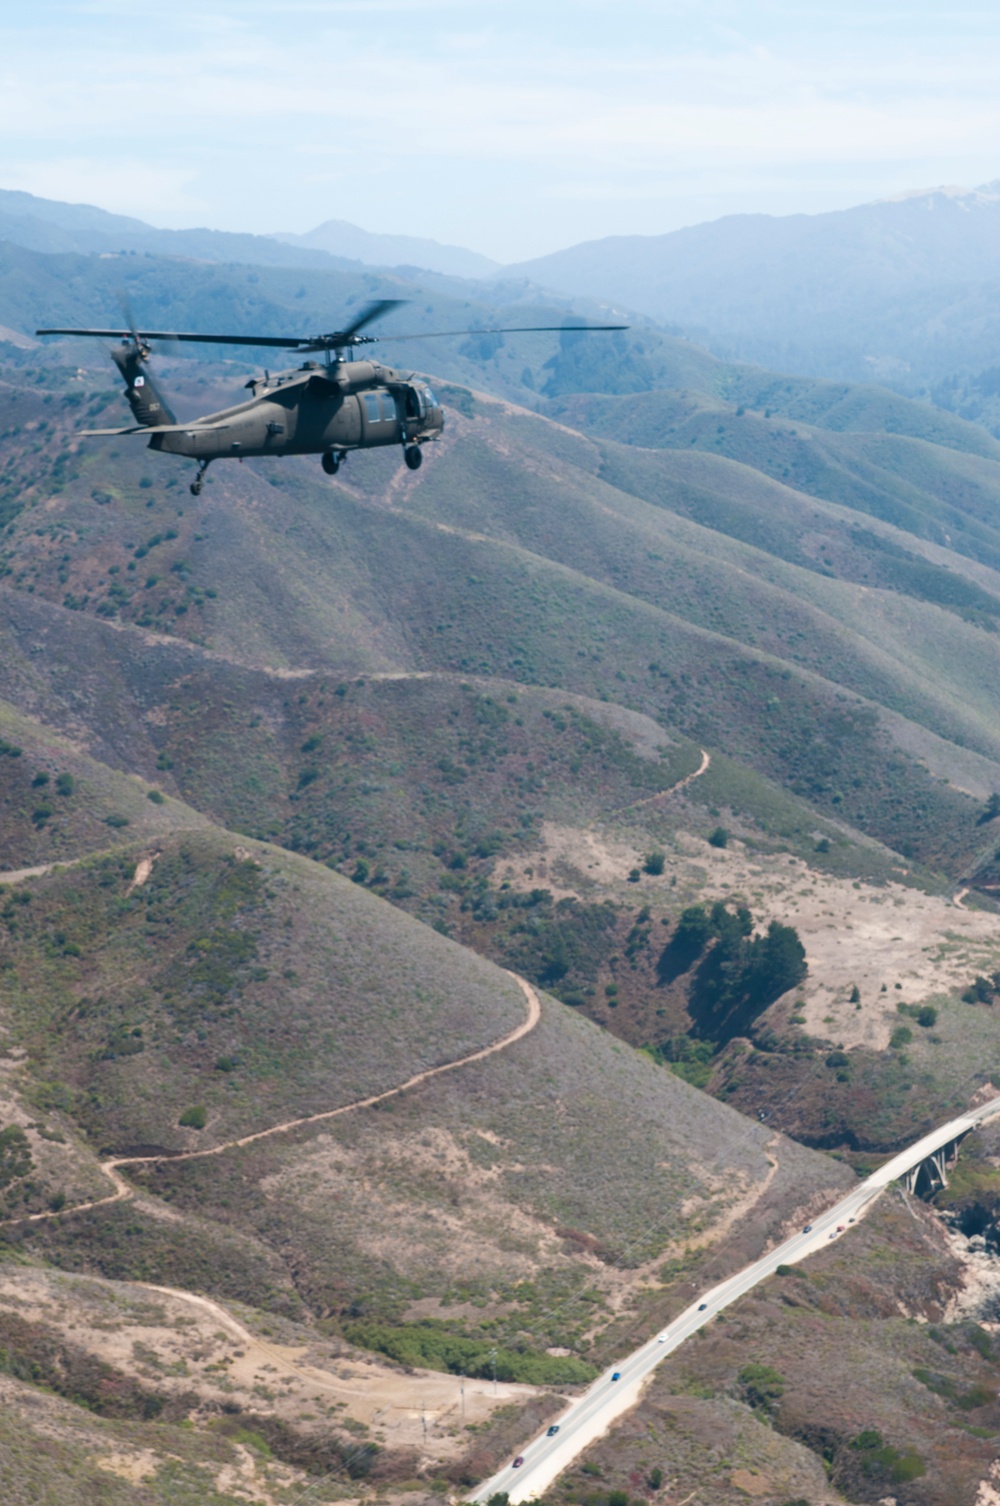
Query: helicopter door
380,390,400,439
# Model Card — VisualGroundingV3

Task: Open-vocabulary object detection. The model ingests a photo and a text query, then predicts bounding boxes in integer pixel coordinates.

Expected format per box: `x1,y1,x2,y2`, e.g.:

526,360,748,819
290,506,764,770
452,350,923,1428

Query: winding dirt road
4,971,542,1227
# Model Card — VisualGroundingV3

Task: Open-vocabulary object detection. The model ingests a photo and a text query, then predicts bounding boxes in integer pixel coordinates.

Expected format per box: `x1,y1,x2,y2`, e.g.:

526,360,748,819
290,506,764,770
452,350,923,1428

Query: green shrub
344,1319,596,1386
178,1105,207,1130
737,1362,785,1411
105,814,130,829
0,1125,33,1189
643,850,666,875
147,789,166,804
968,1325,993,1359
708,826,729,848
851,1429,883,1450
850,1428,925,1483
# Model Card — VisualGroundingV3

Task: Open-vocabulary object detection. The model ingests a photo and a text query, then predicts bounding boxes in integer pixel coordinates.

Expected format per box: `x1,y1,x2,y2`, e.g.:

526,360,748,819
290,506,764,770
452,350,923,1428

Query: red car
512,1456,524,1468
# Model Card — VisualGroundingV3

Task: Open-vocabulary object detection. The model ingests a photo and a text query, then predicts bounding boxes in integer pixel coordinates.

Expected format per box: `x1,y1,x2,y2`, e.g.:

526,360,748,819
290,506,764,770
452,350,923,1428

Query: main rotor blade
36,315,628,351
367,322,629,343
337,298,408,341
36,328,315,349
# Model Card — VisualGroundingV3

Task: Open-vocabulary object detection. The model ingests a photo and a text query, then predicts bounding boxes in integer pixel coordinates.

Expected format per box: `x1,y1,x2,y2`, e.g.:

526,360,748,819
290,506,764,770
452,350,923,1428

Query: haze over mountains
10,179,1000,431
505,181,1000,414
4,191,1000,1502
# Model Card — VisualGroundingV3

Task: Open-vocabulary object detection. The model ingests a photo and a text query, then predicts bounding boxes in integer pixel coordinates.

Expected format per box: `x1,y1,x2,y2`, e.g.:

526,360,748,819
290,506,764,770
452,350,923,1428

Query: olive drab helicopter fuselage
36,299,627,495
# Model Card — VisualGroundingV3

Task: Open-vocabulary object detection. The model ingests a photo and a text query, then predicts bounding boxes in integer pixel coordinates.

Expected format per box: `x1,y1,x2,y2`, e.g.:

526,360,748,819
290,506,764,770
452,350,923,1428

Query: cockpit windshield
423,387,437,407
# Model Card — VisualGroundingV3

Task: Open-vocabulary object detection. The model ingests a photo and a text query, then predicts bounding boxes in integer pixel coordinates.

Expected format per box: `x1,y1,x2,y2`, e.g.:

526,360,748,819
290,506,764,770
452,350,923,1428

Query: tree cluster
659,900,807,1042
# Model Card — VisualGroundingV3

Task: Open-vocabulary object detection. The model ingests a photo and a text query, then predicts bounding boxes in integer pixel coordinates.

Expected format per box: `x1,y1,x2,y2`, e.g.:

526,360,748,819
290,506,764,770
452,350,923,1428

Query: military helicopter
36,300,627,495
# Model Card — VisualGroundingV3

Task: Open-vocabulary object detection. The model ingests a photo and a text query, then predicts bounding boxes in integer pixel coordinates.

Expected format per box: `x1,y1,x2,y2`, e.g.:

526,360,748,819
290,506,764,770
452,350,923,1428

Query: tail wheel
321,450,340,476
404,445,423,471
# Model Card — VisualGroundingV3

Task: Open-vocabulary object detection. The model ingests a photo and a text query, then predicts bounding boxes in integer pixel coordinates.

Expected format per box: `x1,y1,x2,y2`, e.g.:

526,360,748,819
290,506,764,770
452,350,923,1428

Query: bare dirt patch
512,821,1000,1050
0,1265,532,1454
663,835,1000,1049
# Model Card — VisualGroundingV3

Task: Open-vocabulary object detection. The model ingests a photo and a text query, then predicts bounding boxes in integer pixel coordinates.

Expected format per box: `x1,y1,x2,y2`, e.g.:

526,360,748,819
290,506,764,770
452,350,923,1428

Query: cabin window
380,392,397,421
363,393,381,422
423,387,437,407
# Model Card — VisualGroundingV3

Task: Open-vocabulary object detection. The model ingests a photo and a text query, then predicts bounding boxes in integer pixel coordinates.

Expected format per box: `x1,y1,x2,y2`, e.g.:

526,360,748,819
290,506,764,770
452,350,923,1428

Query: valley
3,235,1000,1505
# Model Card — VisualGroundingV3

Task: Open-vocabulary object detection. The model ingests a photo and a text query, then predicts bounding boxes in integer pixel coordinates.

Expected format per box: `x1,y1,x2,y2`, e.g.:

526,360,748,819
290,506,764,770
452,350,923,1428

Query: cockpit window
404,385,426,419
423,387,437,407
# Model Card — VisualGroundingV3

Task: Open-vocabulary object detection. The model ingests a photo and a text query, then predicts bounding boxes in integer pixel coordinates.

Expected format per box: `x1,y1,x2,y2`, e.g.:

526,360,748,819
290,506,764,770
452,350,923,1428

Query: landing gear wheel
190,481,202,496
404,445,423,471
321,450,341,476
190,460,210,496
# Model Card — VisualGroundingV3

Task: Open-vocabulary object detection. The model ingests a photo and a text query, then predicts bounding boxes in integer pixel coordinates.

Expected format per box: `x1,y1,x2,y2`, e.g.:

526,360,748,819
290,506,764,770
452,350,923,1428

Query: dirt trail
3,973,541,1227
615,748,710,815
0,863,54,884
128,1280,532,1432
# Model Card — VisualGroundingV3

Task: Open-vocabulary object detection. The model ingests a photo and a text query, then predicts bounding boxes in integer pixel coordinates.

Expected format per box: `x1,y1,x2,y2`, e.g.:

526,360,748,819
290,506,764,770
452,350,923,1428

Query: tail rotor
109,291,177,428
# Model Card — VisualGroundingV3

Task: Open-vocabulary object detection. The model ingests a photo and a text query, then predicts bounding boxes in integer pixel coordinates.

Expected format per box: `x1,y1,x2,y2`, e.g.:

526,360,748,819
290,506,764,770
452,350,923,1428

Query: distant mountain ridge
12,180,1000,428
274,217,499,279
496,181,1000,401
0,187,497,281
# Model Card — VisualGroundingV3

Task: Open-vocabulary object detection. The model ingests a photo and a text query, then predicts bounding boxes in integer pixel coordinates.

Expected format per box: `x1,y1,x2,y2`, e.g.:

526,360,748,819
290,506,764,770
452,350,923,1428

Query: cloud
6,0,1000,257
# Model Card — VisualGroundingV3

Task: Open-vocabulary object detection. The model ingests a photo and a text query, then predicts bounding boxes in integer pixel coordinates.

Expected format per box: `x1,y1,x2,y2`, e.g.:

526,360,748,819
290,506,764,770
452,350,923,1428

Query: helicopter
36,300,628,495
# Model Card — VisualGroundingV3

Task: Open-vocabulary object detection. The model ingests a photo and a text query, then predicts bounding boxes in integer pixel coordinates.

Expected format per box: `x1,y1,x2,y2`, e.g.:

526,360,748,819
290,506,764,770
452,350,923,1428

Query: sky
4,1,1000,263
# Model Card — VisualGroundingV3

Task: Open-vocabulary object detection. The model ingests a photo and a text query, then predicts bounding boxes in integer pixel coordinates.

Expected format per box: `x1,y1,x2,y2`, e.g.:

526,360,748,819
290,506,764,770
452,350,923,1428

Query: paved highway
470,1094,1000,1504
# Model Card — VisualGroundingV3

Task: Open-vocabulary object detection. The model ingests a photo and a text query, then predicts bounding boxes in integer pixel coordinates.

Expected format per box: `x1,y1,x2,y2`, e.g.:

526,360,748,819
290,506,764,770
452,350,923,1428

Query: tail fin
110,341,177,427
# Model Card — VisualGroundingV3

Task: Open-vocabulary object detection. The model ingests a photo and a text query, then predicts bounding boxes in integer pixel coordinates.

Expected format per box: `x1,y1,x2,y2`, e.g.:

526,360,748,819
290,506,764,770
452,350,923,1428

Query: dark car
698,1302,708,1311
547,1425,560,1437
611,1371,621,1381
513,1456,524,1468
802,1224,812,1233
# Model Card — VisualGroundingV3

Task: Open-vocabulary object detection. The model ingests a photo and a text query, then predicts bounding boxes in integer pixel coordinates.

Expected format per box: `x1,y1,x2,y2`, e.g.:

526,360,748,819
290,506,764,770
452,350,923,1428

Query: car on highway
802,1224,812,1233
547,1425,560,1437
657,1333,668,1342
611,1371,621,1381
837,1224,846,1232
512,1456,524,1468
698,1302,708,1311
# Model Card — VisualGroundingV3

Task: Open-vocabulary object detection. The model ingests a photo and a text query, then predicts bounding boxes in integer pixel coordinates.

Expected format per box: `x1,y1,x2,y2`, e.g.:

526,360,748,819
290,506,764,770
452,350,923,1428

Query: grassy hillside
5,254,1000,1501
4,359,1000,886
0,821,849,1370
